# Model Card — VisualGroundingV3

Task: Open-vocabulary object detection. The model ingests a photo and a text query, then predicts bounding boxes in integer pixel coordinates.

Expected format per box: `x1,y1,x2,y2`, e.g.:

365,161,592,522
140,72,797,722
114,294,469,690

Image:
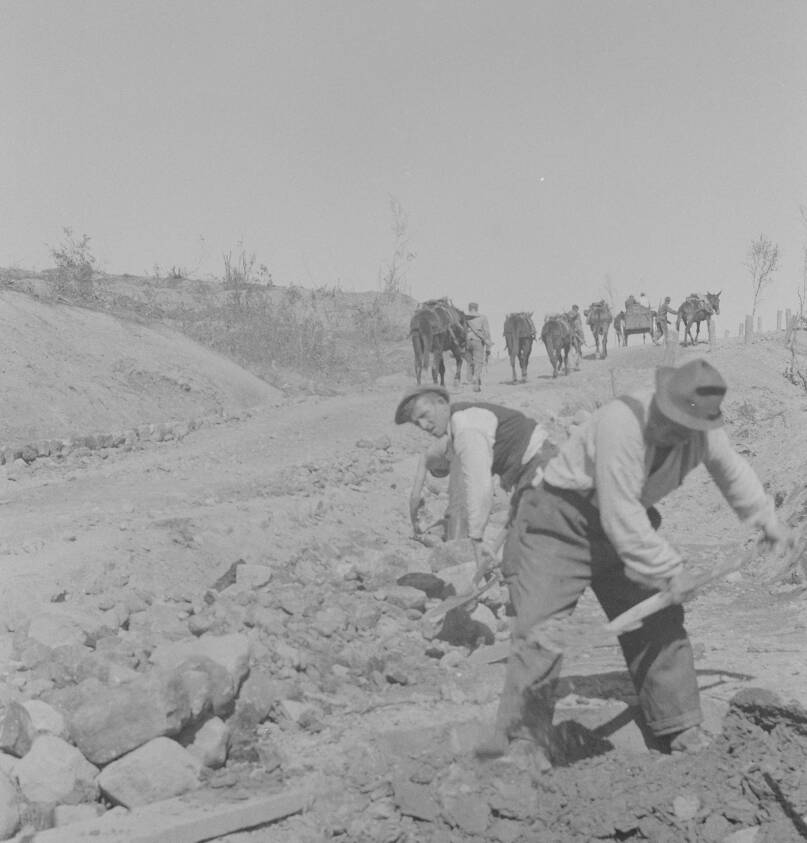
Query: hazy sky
3,1,806,340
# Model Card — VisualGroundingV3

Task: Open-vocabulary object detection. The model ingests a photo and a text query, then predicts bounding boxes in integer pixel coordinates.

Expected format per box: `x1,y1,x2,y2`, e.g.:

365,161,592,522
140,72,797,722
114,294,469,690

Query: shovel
422,525,509,624
605,539,766,636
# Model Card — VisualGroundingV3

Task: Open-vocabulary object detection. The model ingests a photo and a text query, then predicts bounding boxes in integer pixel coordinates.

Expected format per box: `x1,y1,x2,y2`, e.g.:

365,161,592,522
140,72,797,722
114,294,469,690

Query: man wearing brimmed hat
395,385,557,573
479,359,793,771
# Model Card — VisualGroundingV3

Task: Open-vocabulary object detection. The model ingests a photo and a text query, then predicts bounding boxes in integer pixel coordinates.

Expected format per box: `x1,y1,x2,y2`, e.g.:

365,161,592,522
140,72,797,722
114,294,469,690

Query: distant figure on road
638,292,650,309
657,296,675,344
565,304,585,369
466,302,492,393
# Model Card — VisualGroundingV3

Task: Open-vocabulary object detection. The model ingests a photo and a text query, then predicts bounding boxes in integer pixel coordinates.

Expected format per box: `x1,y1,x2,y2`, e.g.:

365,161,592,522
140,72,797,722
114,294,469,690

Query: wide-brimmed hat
394,385,450,424
654,359,726,430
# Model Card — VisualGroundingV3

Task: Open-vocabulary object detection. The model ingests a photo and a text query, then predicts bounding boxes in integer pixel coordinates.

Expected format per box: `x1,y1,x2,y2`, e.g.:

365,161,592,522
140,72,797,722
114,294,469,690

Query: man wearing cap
566,304,585,369
395,385,557,575
479,359,793,770
656,296,675,344
465,302,492,393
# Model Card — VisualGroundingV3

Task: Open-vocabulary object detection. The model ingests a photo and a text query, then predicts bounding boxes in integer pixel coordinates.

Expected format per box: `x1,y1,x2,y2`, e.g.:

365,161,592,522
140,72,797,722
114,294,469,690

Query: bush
49,227,97,300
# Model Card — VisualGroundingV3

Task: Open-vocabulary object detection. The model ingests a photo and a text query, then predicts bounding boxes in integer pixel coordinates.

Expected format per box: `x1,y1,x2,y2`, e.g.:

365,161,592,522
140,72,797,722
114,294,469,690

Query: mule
541,314,571,378
503,312,536,383
584,300,612,359
676,291,721,346
410,298,467,385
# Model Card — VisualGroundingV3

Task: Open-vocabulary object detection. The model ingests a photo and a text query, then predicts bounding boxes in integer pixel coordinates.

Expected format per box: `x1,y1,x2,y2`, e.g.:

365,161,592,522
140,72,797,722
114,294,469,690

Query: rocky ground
0,287,806,842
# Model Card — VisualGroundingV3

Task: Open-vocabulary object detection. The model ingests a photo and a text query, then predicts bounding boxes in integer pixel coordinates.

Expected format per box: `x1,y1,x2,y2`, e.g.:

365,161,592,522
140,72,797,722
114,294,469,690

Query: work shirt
658,302,674,322
542,391,775,582
449,403,551,540
467,313,492,347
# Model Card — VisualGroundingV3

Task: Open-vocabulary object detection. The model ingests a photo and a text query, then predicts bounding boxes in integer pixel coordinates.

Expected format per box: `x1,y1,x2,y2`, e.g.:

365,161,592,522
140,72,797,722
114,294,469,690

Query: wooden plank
29,783,313,843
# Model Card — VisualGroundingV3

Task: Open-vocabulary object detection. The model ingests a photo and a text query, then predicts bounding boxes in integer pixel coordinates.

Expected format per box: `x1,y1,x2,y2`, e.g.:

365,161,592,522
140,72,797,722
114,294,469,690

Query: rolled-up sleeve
451,408,497,540
595,403,683,581
704,429,775,530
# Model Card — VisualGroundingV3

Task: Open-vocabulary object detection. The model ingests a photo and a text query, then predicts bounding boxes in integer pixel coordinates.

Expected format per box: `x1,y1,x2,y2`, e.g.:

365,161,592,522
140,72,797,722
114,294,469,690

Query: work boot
668,726,711,754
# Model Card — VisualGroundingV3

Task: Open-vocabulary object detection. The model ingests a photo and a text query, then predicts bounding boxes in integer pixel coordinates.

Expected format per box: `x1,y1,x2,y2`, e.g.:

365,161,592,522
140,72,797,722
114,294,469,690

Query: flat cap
394,385,450,424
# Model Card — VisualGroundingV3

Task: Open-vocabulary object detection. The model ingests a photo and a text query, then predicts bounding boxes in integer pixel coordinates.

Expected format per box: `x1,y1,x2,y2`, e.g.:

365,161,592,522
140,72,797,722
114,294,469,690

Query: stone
470,603,497,635
66,673,192,765
0,701,35,757
488,818,524,843
149,634,251,687
436,562,477,597
128,603,191,641
672,792,701,821
53,803,105,826
443,793,490,835
0,753,16,779
428,539,477,572
245,606,287,635
383,586,427,612
27,606,111,650
392,778,440,821
235,564,273,590
721,828,760,843
15,735,99,804
0,771,20,839
396,572,446,599
173,656,236,718
187,717,230,769
22,700,69,740
702,812,732,842
235,670,290,725
98,737,202,807
312,607,348,637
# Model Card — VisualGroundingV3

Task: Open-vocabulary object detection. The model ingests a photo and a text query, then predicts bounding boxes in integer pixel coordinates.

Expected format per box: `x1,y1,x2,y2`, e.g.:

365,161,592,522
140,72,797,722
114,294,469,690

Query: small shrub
48,227,97,300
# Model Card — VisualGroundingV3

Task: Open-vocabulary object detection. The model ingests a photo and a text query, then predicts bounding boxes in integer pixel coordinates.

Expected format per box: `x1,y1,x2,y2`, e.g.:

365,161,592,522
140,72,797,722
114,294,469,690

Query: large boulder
14,735,99,804
149,633,251,687
26,606,112,650
66,672,192,765
97,737,201,807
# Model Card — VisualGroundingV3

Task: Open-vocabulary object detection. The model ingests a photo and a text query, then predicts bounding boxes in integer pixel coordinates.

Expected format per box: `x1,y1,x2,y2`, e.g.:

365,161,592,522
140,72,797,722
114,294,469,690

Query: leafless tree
601,274,619,311
798,206,807,318
745,234,780,322
379,196,415,298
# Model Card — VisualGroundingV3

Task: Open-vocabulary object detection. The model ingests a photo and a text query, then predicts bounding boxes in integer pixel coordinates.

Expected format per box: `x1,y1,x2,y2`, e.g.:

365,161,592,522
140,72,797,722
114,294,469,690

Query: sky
2,1,807,343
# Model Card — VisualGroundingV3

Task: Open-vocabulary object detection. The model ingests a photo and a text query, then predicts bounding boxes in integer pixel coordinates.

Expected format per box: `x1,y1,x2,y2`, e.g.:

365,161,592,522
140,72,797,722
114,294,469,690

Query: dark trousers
494,483,702,747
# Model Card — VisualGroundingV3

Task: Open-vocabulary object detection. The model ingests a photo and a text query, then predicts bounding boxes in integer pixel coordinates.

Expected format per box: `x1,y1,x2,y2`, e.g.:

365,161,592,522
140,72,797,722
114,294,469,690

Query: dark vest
451,402,537,491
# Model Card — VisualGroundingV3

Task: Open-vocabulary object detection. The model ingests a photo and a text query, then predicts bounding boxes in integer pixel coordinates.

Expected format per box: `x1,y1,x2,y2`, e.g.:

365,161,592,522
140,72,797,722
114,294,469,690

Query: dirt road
3,324,807,841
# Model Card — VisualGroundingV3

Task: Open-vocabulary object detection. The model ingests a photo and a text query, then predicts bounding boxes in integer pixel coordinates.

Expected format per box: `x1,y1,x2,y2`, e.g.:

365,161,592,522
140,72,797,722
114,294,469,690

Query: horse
503,312,536,383
409,298,467,385
613,311,626,347
676,291,721,346
540,314,571,378
584,300,612,359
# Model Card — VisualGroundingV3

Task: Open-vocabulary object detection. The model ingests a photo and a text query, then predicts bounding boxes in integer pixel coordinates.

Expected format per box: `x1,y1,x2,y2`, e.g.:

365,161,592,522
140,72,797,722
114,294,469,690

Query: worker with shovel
395,385,557,579
478,359,794,771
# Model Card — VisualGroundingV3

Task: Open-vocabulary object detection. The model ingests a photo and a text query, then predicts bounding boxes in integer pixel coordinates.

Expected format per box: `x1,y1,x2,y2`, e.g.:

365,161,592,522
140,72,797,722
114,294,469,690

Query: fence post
777,310,782,330
744,315,753,344
757,316,762,333
707,316,715,348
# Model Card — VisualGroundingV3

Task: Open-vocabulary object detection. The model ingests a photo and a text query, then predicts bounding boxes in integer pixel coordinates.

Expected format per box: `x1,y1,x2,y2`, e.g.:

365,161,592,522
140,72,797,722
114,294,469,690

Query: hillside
1,268,417,395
